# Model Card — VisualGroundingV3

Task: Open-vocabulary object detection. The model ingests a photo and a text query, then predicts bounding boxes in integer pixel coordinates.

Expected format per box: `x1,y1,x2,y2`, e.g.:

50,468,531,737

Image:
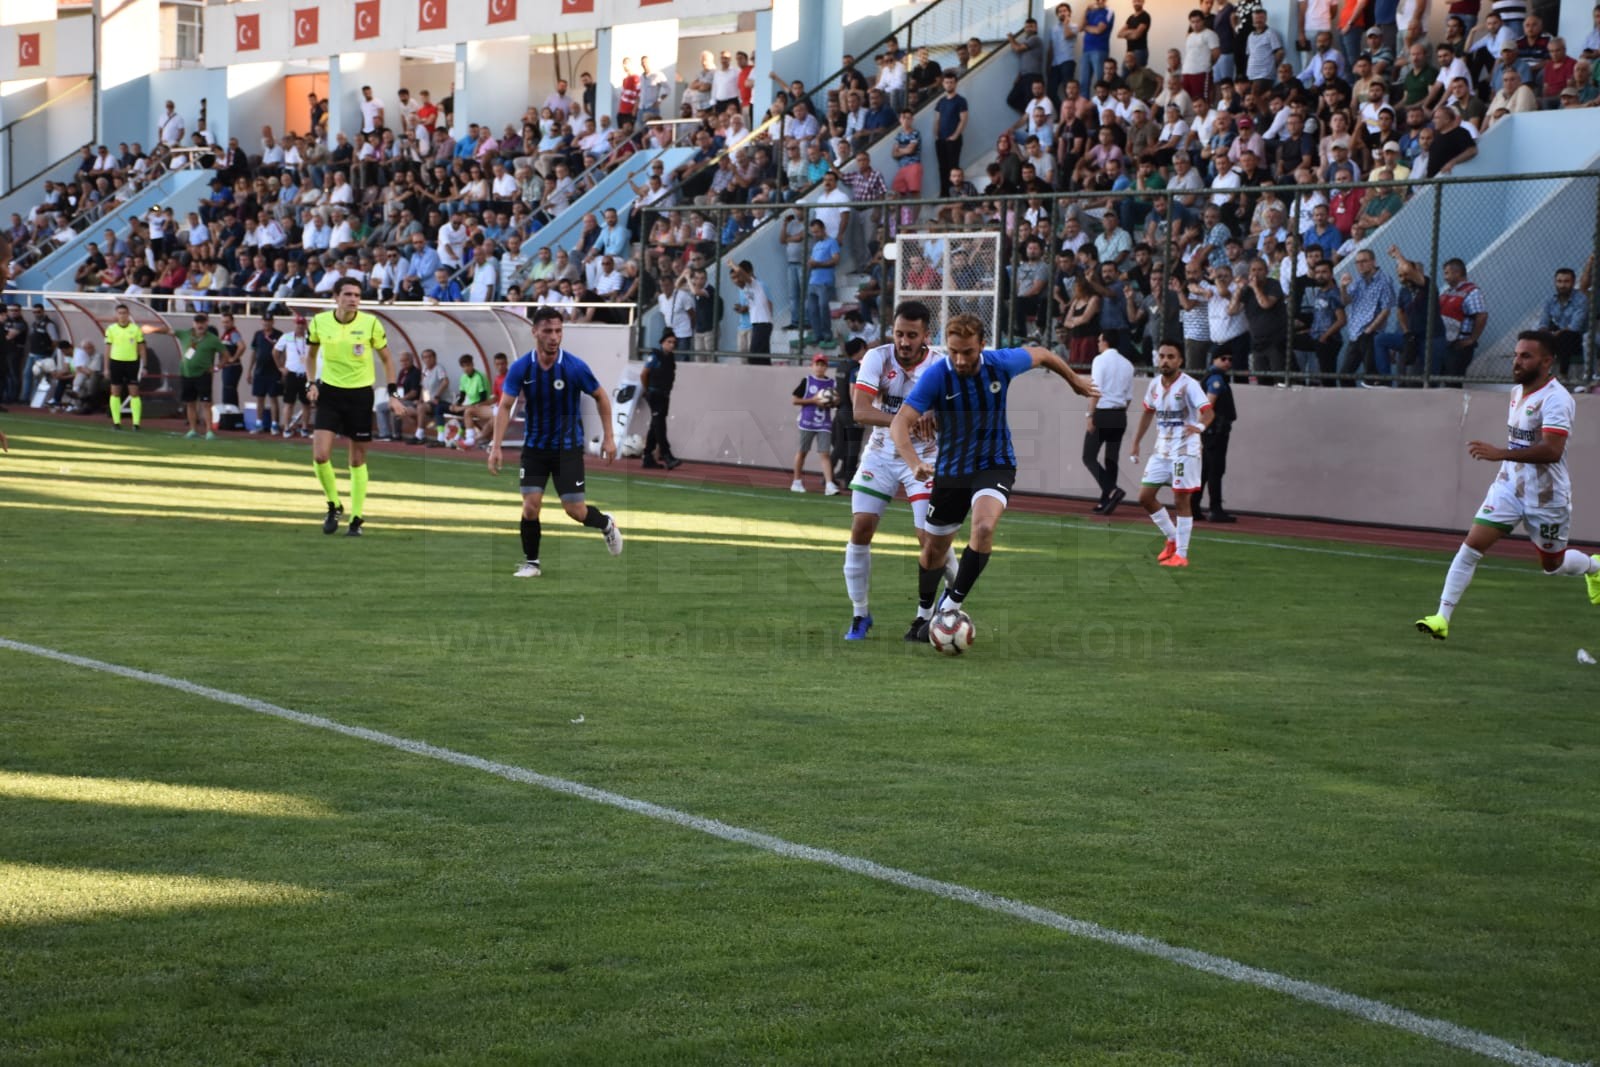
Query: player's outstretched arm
591,387,617,461
1023,346,1100,399
486,392,517,474
890,404,929,479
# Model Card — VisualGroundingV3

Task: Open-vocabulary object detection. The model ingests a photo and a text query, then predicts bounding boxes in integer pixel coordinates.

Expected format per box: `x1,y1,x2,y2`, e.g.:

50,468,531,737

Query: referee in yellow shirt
306,278,402,536
103,303,169,430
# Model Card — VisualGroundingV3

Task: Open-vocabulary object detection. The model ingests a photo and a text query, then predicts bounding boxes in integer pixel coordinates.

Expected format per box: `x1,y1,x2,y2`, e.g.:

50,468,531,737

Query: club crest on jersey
860,470,874,481
553,378,566,390
988,380,1001,393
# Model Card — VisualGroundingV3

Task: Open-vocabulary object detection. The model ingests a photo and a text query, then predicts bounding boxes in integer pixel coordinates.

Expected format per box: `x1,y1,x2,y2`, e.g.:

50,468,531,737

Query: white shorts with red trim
1141,453,1201,493
1473,478,1570,553
849,446,935,529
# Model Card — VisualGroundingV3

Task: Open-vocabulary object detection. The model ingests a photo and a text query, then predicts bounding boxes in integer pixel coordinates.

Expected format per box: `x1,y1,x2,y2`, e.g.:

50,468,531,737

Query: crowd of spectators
4,3,1599,381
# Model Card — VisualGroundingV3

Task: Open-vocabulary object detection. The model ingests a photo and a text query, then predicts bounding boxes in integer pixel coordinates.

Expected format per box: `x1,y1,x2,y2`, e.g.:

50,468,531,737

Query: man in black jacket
640,334,681,470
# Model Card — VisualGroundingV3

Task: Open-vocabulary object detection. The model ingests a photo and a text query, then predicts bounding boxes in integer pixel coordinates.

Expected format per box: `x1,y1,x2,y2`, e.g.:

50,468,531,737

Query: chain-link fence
639,169,1600,388
894,231,1002,344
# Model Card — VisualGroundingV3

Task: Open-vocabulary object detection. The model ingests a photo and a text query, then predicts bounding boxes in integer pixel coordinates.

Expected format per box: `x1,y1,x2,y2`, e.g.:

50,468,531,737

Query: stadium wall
645,367,1600,540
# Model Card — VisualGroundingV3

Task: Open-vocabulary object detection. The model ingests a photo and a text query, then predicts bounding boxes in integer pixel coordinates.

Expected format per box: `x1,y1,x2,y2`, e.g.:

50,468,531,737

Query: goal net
892,231,1002,346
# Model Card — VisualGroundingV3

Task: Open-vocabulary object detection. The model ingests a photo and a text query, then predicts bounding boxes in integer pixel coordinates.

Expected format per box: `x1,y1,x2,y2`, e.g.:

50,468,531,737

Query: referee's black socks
580,505,609,530
520,517,541,563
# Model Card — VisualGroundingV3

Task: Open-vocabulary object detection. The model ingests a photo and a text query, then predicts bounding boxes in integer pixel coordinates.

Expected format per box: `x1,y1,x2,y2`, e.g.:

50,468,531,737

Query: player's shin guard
520,517,541,562
314,460,340,506
580,505,608,529
1438,544,1483,622
946,547,990,606
844,543,871,615
350,463,368,518
1150,508,1177,539
1548,549,1600,577
917,564,943,618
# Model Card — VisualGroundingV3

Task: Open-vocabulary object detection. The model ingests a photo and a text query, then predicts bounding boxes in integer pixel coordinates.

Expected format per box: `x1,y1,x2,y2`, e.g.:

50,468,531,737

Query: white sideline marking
0,637,1579,1067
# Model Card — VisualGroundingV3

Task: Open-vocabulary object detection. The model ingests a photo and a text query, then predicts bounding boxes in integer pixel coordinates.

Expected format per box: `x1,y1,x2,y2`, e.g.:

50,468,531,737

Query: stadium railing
642,168,1600,389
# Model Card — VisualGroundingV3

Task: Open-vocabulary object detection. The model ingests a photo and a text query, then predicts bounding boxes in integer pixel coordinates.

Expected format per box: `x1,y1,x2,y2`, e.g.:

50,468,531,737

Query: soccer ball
587,436,602,456
814,389,837,408
928,609,975,656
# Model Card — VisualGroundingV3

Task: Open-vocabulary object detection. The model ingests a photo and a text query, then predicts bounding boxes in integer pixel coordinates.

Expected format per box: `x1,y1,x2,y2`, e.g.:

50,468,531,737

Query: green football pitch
1,418,1596,1065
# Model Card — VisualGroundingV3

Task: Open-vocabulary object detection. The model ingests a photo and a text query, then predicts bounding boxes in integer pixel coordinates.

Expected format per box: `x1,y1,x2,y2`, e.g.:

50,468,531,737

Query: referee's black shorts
925,466,1017,536
313,383,374,441
519,447,587,500
108,359,140,388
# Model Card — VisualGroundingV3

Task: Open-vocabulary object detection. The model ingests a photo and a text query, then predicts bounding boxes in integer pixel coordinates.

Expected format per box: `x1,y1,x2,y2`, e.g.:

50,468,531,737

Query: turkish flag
488,0,516,23
235,14,260,51
17,32,41,68
640,0,672,6
418,0,447,31
294,8,319,46
560,0,594,12
354,0,381,39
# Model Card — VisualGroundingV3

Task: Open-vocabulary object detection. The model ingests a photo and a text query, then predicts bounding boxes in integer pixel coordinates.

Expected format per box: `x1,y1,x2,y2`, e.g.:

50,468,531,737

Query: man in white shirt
327,172,354,206
157,102,185,147
436,212,469,268
593,256,625,301
328,209,356,253
1085,334,1134,513
468,254,498,303
711,51,742,111
359,86,386,134
498,234,531,299
813,170,852,242
639,56,670,118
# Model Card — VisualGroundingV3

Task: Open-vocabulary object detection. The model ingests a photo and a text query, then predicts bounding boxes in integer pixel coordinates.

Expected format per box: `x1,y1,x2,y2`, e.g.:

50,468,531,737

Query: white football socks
843,542,871,615
1176,516,1194,557
1549,549,1600,577
1150,508,1177,540
1438,544,1484,621
944,546,958,585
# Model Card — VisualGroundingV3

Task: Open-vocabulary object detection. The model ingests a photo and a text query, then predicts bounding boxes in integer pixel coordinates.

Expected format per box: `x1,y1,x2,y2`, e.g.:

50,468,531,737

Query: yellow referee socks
314,460,340,506
129,396,142,427
350,464,368,518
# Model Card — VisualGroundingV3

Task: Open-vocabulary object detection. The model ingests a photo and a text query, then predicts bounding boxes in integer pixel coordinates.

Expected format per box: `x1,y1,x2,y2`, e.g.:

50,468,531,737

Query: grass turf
1,417,1596,1065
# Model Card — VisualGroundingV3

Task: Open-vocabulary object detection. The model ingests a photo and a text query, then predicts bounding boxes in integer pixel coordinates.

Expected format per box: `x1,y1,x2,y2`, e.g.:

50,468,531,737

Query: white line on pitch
0,636,1578,1067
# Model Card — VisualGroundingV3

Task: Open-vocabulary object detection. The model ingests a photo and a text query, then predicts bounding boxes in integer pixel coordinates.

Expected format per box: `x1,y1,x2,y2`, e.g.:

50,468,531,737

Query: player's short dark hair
334,277,363,295
893,300,931,325
114,304,128,312
1157,340,1183,356
1443,257,1466,272
459,354,474,366
531,307,564,327
1555,267,1576,279
1517,330,1557,355
844,338,867,357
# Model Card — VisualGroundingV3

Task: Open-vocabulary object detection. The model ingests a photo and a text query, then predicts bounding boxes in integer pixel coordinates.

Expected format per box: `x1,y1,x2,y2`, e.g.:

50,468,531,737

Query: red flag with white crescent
294,8,320,47
18,33,41,68
418,0,448,31
236,14,260,51
488,0,517,24
561,0,594,12
355,0,381,39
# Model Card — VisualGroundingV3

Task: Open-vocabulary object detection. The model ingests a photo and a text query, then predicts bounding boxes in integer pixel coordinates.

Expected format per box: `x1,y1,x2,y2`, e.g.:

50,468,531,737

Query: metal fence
640,168,1600,388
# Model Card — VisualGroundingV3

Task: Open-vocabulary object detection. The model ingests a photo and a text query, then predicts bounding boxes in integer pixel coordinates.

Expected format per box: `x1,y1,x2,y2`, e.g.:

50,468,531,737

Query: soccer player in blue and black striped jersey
891,313,1099,643
487,307,623,578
